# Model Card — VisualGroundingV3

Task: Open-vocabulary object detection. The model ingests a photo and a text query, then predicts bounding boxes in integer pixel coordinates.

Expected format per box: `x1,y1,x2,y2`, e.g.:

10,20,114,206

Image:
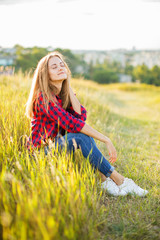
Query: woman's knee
75,133,95,149
82,134,96,146
76,132,91,142
63,132,96,150
76,133,96,144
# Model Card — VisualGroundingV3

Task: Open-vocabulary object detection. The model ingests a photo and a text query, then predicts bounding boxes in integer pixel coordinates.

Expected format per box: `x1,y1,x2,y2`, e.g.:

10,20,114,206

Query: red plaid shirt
26,91,87,150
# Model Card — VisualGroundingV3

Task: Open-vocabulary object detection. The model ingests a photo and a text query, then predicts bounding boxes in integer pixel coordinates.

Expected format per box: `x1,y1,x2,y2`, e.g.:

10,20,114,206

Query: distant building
107,51,127,68
73,49,160,69
83,52,107,65
75,65,85,73
118,73,132,83
47,46,54,52
128,50,160,69
1,47,16,54
0,56,15,66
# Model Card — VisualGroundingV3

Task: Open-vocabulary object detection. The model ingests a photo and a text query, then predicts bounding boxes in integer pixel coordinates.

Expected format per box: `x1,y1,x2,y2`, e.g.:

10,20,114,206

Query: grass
0,73,160,239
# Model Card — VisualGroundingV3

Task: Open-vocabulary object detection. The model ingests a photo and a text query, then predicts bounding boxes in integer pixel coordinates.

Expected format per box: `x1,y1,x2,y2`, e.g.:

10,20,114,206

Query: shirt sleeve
37,93,86,133
68,104,87,121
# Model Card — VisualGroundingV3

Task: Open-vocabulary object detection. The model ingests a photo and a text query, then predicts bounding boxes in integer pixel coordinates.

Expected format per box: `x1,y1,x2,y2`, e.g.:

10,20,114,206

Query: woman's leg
47,133,148,196
98,172,107,182
45,133,125,185
54,132,115,178
32,132,148,197
100,171,124,185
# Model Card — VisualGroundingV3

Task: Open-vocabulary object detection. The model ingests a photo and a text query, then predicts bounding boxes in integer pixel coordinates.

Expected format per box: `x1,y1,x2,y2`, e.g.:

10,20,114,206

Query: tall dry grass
0,72,160,239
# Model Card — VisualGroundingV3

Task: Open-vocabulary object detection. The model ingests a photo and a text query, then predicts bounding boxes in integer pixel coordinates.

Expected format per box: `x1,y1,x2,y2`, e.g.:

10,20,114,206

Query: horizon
1,44,160,52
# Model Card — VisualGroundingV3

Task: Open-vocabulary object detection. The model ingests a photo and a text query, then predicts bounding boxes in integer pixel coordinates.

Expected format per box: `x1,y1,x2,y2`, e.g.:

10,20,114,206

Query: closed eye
52,63,65,69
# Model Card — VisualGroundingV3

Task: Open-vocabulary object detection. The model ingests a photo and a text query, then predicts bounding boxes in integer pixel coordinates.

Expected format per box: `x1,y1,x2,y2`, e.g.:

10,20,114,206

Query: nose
59,65,63,70
58,65,65,75
57,64,63,70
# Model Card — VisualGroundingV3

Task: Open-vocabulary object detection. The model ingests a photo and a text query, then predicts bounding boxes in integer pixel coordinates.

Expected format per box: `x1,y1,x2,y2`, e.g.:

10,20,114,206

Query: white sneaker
118,178,148,197
101,178,126,196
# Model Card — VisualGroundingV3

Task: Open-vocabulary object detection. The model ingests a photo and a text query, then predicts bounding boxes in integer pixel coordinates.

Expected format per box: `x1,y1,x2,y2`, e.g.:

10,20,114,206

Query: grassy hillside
0,73,160,240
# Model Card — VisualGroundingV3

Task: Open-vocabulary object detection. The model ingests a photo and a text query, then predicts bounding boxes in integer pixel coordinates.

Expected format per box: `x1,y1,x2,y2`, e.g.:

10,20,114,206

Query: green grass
0,73,160,240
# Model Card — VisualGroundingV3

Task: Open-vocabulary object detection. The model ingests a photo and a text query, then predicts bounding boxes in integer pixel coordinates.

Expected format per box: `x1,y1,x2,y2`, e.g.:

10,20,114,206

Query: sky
0,0,160,51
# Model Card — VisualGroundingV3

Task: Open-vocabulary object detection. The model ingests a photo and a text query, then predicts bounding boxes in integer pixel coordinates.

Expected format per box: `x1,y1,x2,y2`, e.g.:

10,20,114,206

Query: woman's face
48,56,67,82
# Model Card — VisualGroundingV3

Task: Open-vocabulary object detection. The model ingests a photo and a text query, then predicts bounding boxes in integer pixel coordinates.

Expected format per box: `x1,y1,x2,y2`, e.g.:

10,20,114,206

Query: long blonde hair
25,51,72,119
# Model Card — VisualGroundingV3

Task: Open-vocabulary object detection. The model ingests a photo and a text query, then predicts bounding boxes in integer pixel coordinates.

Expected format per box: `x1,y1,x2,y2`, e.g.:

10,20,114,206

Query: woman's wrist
104,136,111,143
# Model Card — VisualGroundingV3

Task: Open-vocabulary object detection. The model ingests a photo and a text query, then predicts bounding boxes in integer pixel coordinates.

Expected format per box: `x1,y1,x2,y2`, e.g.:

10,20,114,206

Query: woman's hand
105,139,117,163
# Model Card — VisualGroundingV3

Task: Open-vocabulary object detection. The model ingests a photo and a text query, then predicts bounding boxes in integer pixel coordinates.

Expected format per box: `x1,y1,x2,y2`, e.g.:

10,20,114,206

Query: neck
52,80,63,95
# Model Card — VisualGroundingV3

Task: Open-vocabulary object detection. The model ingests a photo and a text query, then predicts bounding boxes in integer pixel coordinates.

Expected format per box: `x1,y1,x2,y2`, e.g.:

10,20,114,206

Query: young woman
25,51,148,197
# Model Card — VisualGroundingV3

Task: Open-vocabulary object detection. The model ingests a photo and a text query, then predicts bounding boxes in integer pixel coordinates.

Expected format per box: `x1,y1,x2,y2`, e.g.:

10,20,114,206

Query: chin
54,78,64,82
60,73,67,80
60,77,67,81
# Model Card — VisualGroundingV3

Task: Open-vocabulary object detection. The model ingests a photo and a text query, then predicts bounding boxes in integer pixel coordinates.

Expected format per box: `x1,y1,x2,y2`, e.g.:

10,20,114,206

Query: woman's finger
109,155,117,163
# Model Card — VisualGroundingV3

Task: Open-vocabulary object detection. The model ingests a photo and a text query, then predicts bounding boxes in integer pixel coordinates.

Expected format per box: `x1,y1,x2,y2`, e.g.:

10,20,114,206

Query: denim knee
79,134,95,151
74,133,94,144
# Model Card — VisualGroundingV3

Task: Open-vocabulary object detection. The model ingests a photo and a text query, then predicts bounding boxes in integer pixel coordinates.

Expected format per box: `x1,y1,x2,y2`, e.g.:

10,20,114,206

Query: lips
58,72,65,75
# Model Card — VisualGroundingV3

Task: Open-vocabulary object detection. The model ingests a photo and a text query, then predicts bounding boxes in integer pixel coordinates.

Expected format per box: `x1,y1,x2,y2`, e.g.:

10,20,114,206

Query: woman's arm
69,87,117,163
80,123,109,143
80,123,117,163
69,87,81,115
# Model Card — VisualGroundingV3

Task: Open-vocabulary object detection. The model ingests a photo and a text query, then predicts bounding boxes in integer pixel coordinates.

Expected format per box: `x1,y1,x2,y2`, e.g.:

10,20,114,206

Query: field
0,72,160,240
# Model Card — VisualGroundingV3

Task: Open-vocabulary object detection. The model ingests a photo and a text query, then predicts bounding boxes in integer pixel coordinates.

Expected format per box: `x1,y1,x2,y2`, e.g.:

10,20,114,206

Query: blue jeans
44,133,114,178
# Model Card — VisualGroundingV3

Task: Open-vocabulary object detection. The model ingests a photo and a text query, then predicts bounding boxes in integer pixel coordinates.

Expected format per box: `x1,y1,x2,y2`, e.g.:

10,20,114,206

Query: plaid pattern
26,91,87,150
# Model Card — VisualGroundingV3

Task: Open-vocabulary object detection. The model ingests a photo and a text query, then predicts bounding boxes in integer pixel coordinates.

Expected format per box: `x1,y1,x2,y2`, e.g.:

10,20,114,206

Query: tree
133,64,152,84
150,65,160,86
14,46,49,73
124,63,135,81
93,69,119,84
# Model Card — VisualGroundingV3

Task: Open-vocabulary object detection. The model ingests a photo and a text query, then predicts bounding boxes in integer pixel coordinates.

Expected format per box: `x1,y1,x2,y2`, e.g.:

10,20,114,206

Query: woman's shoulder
33,92,46,107
36,91,59,104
